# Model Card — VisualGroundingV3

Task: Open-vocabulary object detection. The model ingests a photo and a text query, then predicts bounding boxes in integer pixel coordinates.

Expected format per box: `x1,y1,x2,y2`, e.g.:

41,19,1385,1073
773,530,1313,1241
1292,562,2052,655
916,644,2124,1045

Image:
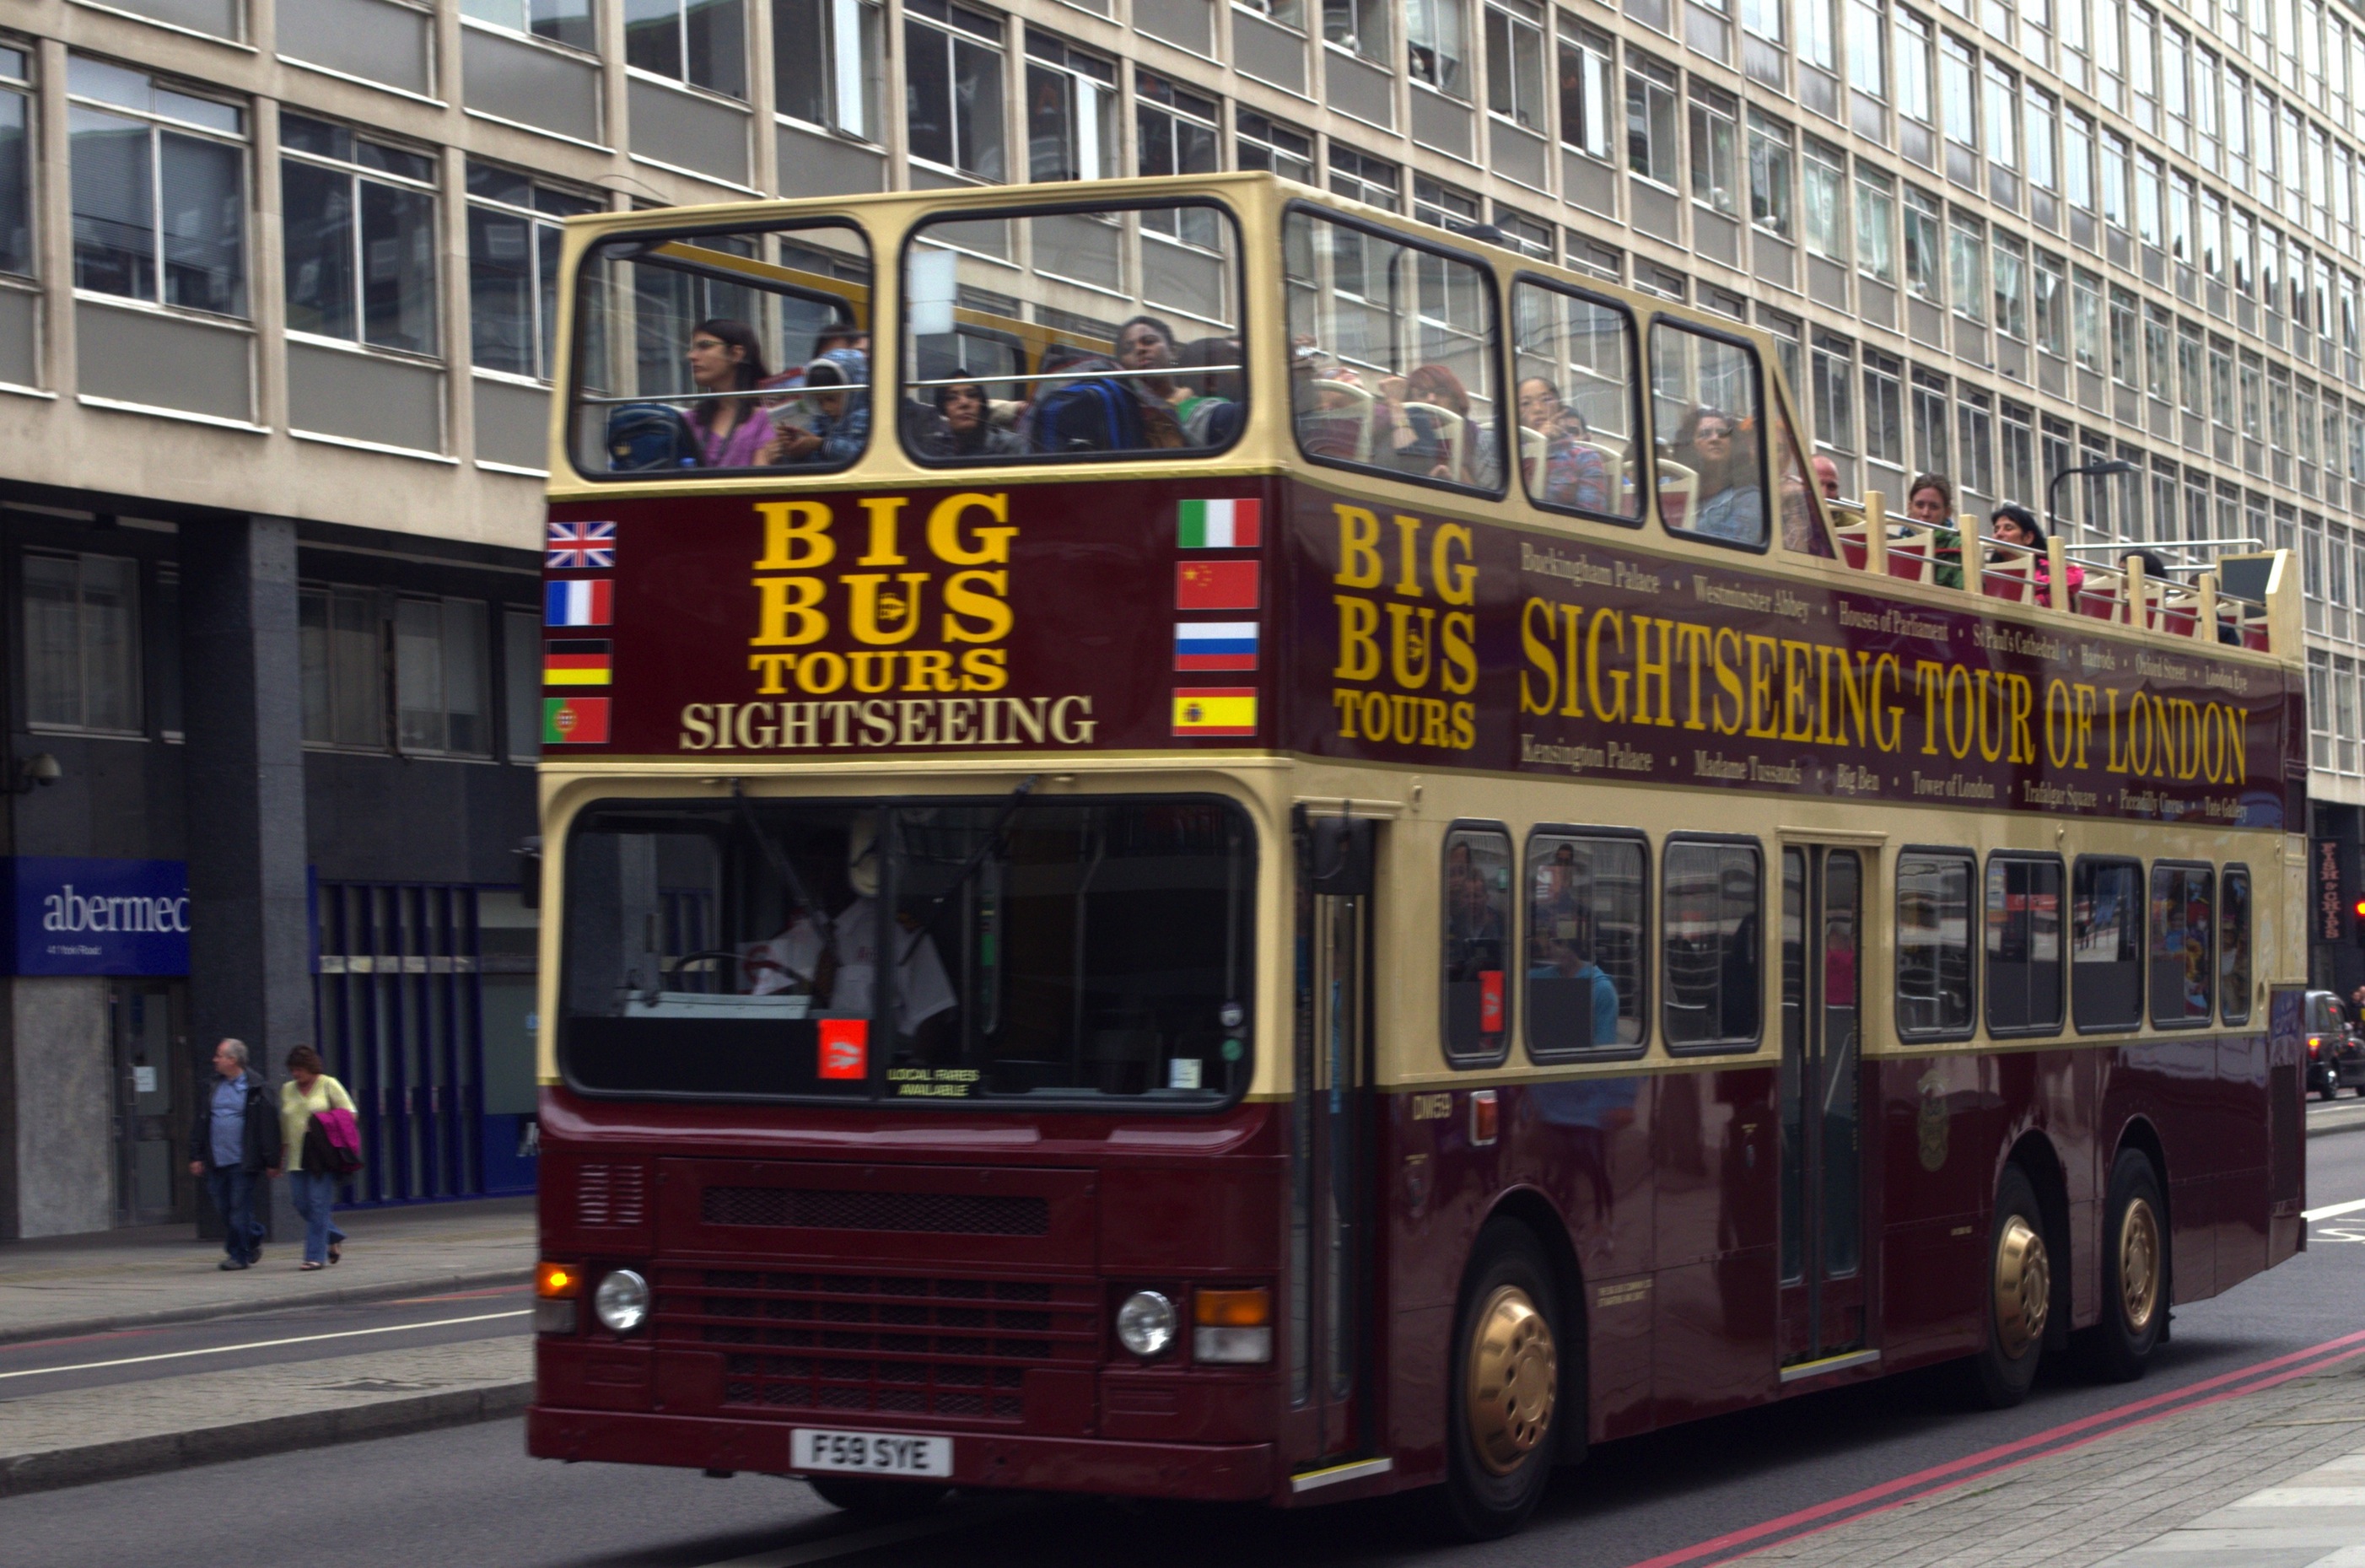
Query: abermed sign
6,857,190,976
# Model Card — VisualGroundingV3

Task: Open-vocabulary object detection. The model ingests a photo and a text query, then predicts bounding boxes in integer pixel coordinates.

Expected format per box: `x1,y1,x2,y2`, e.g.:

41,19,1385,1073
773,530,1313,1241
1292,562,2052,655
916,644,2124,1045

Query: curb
2307,1110,2365,1140
0,1378,534,1498
0,1267,533,1348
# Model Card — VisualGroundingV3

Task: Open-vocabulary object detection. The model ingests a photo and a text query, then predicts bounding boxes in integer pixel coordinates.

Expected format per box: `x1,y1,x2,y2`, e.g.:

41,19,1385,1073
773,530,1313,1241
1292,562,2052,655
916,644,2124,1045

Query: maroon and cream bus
524,174,2310,1537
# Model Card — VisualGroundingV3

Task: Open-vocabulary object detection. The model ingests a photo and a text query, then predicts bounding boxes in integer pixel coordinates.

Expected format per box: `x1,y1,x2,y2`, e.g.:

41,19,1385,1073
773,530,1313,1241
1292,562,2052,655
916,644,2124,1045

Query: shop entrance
110,978,190,1226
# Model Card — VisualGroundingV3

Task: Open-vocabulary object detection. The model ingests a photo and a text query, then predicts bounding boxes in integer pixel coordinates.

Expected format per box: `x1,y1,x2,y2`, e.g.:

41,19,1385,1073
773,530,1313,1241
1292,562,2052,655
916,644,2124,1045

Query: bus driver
741,816,956,1037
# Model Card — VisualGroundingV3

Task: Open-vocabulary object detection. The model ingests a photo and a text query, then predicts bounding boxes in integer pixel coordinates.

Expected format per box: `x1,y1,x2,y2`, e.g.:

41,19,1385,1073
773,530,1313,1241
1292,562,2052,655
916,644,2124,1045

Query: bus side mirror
1308,817,1373,897
516,835,543,911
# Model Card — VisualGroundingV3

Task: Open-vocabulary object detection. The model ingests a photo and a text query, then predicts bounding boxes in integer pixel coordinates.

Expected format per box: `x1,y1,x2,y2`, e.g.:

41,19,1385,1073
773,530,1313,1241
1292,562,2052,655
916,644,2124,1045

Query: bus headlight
593,1269,651,1334
1115,1291,1177,1357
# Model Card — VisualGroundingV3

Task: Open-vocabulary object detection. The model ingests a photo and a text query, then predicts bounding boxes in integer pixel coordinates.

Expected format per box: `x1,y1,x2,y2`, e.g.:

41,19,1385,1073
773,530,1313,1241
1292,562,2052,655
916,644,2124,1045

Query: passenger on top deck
683,318,775,468
1517,375,1613,512
1673,406,1764,544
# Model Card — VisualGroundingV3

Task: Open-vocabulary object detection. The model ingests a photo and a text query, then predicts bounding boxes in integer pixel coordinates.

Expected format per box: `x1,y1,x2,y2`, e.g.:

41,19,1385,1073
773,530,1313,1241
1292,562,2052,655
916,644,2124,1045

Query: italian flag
1178,498,1262,549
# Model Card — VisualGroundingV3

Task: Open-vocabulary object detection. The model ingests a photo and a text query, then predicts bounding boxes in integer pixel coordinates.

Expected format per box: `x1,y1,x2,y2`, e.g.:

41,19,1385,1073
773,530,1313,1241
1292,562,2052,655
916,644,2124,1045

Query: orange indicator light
537,1261,584,1298
1196,1287,1272,1328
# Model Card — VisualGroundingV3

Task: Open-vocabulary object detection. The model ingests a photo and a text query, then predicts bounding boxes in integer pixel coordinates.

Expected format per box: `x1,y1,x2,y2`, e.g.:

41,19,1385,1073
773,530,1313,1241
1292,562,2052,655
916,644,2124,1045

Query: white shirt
741,896,956,1031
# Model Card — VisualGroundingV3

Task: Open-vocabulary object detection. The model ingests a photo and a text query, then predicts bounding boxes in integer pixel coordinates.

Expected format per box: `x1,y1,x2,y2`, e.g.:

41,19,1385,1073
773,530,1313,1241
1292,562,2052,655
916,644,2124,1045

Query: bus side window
1443,827,1515,1063
2220,865,2253,1025
1985,854,2065,1035
1896,849,1975,1039
1662,838,1762,1051
1647,321,1767,549
1511,281,1644,524
2147,862,2216,1028
2071,857,2146,1032
1524,832,1648,1058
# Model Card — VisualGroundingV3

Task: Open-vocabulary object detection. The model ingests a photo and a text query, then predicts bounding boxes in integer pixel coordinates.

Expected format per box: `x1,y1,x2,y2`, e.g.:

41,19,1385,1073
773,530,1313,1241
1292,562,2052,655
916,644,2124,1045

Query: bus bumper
528,1406,1276,1500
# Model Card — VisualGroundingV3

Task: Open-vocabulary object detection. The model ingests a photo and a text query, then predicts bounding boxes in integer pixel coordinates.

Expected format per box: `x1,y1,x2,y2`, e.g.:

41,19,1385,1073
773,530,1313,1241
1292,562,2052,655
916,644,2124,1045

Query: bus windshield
559,795,1255,1106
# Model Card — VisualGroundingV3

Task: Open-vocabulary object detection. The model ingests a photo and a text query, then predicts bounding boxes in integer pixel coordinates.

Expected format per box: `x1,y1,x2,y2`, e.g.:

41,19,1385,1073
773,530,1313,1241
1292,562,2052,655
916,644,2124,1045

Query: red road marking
1622,1329,2365,1568
390,1285,531,1305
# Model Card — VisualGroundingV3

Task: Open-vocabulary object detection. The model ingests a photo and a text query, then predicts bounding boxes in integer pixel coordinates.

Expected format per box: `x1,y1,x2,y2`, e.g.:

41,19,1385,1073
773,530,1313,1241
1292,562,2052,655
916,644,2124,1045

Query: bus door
1777,845,1869,1371
1292,814,1376,1462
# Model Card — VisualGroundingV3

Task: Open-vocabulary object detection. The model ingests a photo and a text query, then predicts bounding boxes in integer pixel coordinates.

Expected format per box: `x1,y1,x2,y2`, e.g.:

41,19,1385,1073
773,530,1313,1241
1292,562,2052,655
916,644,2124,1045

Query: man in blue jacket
188,1038,282,1270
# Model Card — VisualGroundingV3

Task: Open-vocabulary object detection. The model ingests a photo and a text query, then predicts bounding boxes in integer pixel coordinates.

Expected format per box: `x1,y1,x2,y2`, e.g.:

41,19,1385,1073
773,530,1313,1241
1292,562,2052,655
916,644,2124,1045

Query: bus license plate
791,1428,954,1478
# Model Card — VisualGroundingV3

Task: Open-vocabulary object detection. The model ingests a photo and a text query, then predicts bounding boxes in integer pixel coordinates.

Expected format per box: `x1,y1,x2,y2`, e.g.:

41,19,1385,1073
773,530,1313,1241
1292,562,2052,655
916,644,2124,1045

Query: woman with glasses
1673,406,1763,544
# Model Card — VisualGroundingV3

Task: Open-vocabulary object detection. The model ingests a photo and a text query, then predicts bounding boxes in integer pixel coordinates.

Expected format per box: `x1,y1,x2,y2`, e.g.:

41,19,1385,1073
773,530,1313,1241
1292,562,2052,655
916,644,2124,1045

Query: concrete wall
12,977,114,1238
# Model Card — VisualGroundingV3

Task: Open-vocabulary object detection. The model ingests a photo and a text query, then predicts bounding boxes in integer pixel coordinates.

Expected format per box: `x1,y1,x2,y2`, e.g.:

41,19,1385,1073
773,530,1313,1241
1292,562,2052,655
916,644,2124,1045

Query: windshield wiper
898,774,1040,962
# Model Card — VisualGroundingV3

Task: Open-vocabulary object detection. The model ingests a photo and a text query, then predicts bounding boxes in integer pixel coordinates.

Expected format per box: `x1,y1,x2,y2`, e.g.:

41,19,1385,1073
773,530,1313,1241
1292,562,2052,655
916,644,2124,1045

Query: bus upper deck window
1285,207,1506,497
1511,281,1644,524
568,220,874,480
900,200,1245,463
1648,321,1768,549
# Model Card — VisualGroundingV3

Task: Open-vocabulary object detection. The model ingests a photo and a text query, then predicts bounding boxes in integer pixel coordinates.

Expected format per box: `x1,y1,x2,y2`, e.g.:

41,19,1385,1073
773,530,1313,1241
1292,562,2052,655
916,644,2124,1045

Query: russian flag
1175,621,1259,671
546,579,612,628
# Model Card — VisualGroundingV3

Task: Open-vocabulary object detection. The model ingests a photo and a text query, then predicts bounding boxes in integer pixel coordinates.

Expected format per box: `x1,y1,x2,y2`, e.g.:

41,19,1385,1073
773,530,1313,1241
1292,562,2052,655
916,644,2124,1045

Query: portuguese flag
542,696,611,745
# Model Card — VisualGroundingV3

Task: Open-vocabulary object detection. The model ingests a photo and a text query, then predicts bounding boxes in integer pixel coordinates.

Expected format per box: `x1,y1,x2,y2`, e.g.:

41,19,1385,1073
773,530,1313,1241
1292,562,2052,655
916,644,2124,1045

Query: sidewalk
0,1194,536,1344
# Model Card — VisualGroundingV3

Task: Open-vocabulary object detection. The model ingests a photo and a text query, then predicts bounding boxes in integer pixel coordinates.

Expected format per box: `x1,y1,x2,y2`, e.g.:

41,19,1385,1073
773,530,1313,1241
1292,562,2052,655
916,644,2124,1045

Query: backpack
606,403,703,471
1031,378,1148,454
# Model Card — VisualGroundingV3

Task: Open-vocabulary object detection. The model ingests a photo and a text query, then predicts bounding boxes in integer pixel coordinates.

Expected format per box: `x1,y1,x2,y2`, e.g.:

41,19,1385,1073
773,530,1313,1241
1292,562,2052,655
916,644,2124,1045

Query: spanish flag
1172,687,1257,736
544,639,612,686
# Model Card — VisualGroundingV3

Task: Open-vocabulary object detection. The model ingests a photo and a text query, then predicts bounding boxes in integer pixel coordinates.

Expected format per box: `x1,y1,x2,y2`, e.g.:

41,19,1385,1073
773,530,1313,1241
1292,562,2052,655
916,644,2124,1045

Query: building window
1691,86,1740,216
66,56,247,317
1626,54,1680,187
300,585,385,750
1957,387,1992,494
2023,84,2055,191
1486,0,1547,131
280,115,438,358
1863,349,1904,466
504,606,541,763
774,0,882,138
23,552,140,734
1894,8,1933,127
1847,0,1884,96
461,0,595,49
1748,110,1793,238
2062,105,2093,216
2001,398,2034,504
1803,138,1846,261
1137,72,1219,181
1413,175,1480,229
1982,58,2016,168
1326,0,1392,61
1948,209,1984,321
1855,163,1894,282
2071,266,2103,369
1939,31,1977,150
1492,203,1554,257
1559,20,1614,159
396,597,489,757
1812,331,1856,457
1910,369,1949,474
2032,248,2065,354
467,163,601,381
0,46,30,279
1024,31,1117,183
1991,232,2026,337
1409,0,1473,95
625,0,746,97
1236,112,1315,182
905,0,1005,181
1902,183,1942,300
1328,143,1400,209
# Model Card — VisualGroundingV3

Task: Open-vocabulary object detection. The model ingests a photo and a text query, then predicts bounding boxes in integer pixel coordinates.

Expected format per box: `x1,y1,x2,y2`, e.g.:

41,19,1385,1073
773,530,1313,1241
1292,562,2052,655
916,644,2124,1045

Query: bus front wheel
1437,1220,1564,1539
1970,1165,2051,1409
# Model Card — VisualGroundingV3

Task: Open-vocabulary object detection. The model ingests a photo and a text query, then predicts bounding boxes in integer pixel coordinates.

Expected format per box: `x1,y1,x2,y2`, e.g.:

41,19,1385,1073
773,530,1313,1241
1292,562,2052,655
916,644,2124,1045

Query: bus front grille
699,1186,1052,1236
660,1269,1099,1422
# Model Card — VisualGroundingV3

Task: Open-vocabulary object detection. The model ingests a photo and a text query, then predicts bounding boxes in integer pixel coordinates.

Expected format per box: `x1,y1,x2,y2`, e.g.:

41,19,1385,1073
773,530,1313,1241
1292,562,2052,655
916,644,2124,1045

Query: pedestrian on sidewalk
187,1038,281,1271
280,1045,353,1271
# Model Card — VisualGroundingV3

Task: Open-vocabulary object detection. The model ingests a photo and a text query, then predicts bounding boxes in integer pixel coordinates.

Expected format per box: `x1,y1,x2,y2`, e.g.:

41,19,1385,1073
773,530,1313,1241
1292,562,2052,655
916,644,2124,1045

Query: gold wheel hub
2118,1198,2162,1335
1466,1285,1557,1475
1993,1215,2051,1358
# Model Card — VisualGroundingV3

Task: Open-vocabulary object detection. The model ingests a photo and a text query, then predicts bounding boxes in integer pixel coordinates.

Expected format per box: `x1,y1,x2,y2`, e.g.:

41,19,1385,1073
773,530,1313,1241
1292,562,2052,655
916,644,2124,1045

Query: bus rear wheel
1437,1221,1563,1540
1970,1165,2051,1409
2080,1150,2167,1382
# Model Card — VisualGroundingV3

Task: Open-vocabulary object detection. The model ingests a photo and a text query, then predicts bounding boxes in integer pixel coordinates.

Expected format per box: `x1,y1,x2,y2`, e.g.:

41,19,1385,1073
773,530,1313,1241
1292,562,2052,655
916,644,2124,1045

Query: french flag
546,579,612,628
1175,621,1258,671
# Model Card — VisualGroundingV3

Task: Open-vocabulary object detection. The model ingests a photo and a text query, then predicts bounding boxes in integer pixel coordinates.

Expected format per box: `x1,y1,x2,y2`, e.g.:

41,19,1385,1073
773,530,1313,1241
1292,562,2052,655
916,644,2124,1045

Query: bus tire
1436,1220,1563,1540
2079,1150,2168,1383
1970,1164,2051,1409
803,1475,952,1518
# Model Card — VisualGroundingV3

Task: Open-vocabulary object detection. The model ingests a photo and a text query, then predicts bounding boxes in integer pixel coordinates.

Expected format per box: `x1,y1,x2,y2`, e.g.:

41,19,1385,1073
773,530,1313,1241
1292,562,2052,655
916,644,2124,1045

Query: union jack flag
547,520,617,569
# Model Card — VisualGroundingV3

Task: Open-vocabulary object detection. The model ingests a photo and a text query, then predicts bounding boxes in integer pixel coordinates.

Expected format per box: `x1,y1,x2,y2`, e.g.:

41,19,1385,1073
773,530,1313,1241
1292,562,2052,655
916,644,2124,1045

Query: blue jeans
204,1167,261,1265
287,1170,347,1265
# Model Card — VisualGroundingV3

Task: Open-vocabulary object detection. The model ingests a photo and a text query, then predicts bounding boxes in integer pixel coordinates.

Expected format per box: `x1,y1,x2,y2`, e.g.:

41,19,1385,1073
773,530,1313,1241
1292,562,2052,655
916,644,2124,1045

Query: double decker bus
524,173,2311,1538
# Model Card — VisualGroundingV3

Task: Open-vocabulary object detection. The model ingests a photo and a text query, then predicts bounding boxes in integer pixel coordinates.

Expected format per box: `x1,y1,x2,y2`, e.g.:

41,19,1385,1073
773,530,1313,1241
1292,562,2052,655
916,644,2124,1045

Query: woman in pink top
686,318,774,468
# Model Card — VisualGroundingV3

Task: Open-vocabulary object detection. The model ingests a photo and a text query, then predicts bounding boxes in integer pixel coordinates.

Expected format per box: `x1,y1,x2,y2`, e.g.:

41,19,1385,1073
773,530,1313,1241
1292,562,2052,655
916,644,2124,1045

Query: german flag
544,639,612,687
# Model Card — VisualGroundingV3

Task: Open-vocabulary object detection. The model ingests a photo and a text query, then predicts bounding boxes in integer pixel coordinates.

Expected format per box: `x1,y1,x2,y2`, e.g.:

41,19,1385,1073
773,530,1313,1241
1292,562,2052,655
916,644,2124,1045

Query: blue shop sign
6,857,190,976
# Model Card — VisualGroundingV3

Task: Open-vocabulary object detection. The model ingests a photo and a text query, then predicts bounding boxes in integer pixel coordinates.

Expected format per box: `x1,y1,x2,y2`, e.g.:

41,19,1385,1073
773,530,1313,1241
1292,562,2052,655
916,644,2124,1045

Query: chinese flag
1177,559,1260,610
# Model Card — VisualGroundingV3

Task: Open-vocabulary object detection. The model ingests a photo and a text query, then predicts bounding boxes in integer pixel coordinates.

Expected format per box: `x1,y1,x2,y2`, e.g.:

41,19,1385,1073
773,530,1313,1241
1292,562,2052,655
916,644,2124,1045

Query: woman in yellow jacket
281,1045,354,1271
